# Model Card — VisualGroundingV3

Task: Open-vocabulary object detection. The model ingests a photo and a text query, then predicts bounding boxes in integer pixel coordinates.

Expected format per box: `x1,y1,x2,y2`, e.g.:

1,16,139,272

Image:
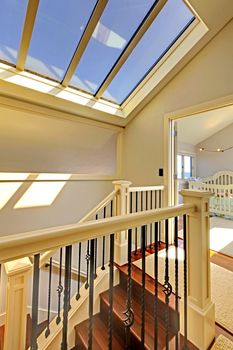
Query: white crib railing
189,181,233,217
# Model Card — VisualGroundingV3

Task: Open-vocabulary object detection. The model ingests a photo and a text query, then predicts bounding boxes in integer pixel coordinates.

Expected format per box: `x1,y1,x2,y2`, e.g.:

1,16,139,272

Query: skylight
0,0,28,64
25,0,97,81
69,0,155,94
102,0,194,104
0,0,195,106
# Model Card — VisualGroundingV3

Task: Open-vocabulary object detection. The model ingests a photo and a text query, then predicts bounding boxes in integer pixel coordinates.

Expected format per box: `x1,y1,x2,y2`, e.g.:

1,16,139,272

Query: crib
189,171,233,218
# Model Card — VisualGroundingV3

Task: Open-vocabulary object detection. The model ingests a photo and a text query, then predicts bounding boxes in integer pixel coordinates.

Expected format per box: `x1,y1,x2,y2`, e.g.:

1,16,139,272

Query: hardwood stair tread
117,263,176,309
75,314,125,350
100,284,175,349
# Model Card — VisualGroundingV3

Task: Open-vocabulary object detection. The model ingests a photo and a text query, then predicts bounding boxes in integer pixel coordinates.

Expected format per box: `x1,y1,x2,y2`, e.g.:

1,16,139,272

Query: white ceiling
177,104,233,145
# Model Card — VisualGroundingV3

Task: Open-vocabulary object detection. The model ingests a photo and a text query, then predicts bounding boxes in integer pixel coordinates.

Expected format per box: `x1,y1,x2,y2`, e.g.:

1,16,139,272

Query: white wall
123,19,233,185
178,142,196,155
196,122,233,178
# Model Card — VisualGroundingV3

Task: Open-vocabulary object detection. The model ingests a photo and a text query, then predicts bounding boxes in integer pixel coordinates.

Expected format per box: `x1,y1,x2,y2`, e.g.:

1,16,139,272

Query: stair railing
2,187,119,350
0,189,215,350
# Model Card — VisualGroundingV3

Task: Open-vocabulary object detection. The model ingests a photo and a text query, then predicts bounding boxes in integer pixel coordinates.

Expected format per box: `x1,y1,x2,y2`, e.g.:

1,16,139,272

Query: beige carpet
133,247,233,333
179,217,233,257
210,217,233,257
211,335,233,349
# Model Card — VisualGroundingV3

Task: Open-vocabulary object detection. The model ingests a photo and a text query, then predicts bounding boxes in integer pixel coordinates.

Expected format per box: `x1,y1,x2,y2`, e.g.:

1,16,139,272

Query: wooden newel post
180,190,215,350
4,258,32,350
113,180,132,266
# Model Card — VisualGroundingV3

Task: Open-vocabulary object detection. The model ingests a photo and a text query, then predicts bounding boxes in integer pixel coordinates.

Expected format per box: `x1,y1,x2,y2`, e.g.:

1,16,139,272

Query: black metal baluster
134,192,138,254
110,200,113,217
145,191,149,251
76,242,81,300
140,192,143,254
108,233,115,350
150,190,153,249
101,207,106,270
88,239,95,350
56,248,63,324
154,222,159,350
85,241,90,289
163,219,172,350
123,229,134,349
141,225,146,348
130,191,133,215
45,257,52,337
159,191,162,243
68,246,72,311
30,254,40,350
61,245,72,350
183,214,188,350
174,216,179,350
94,214,98,279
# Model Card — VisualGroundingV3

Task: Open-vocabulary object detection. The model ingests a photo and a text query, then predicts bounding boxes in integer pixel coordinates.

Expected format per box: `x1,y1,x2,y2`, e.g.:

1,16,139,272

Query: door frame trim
163,93,233,207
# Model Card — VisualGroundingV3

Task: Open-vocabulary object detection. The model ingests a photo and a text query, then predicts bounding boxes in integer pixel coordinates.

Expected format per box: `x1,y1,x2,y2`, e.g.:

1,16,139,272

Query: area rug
133,247,233,333
178,217,233,258
210,217,233,257
211,335,233,350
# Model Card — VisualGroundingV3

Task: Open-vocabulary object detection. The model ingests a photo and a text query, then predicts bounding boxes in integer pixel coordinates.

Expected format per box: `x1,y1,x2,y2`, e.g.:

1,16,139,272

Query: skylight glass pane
25,0,97,81
70,0,155,94
103,0,194,104
0,0,28,64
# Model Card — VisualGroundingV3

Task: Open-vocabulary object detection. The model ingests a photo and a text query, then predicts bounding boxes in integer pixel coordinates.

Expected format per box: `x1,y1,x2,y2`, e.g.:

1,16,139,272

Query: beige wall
123,19,233,185
196,122,233,177
0,105,118,174
0,104,118,235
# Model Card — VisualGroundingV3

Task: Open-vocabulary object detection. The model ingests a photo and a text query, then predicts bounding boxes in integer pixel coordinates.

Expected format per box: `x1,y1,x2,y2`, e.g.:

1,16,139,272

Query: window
177,154,193,179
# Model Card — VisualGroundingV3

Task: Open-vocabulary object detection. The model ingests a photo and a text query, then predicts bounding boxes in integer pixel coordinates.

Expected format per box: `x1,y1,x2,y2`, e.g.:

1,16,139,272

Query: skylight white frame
16,0,39,71
62,0,108,87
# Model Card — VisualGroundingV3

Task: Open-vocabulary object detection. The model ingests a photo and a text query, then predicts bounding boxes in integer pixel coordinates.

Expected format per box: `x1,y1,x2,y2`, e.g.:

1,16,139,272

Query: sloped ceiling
177,104,233,145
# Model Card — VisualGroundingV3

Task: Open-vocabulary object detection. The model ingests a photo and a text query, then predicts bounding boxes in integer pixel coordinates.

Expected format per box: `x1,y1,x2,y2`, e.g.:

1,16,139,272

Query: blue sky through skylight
0,0,195,106
0,0,27,64
103,0,194,104
25,0,97,81
70,0,155,94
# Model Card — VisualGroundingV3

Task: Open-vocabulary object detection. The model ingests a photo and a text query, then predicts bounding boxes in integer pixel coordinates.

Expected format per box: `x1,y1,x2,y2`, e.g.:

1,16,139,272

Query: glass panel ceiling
69,0,155,95
25,0,97,81
103,0,194,104
0,0,195,107
0,0,28,64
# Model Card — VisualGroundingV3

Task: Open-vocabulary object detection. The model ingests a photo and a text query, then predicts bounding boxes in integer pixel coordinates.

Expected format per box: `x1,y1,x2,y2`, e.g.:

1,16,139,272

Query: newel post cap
112,180,132,187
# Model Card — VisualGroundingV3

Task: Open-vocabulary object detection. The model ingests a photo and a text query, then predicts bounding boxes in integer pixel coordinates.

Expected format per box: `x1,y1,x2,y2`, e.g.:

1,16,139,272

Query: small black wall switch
159,168,163,177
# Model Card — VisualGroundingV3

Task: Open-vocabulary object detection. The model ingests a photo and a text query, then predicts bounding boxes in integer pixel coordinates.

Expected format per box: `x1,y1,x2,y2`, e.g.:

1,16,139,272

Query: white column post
4,258,32,350
112,180,132,266
180,190,215,350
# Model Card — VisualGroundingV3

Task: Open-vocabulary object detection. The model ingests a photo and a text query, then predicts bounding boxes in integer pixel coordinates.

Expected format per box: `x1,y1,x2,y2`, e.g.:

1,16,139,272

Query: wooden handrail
0,203,195,263
129,185,164,192
79,189,118,223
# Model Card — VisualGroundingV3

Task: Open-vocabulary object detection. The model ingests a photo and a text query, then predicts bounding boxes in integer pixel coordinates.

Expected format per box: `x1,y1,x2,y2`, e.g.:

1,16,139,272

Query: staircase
74,264,196,349
0,183,216,350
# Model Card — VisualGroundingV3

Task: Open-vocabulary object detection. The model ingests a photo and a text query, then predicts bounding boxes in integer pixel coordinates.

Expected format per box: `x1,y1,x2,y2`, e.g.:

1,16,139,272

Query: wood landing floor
123,239,233,344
